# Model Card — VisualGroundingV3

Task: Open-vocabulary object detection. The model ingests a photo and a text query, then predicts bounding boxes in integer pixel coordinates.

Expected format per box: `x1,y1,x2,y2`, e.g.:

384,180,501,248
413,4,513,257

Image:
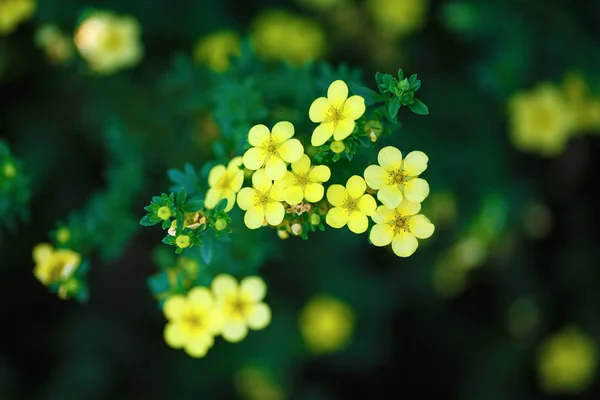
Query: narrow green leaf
140,215,159,227
200,243,213,265
388,96,400,119
215,198,228,211
408,98,429,115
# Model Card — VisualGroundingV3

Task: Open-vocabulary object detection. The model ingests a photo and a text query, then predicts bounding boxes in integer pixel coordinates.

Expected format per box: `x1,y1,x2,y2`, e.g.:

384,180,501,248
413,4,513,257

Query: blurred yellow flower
35,24,74,65
299,295,355,353
193,30,241,73
74,10,143,74
297,0,347,12
309,80,366,146
211,274,271,343
55,227,71,244
0,0,35,35
326,175,376,234
250,10,326,66
367,0,429,39
162,287,222,358
205,156,244,212
562,72,600,132
237,169,286,229
32,243,81,287
537,326,597,394
236,365,285,400
275,154,331,205
3,161,16,179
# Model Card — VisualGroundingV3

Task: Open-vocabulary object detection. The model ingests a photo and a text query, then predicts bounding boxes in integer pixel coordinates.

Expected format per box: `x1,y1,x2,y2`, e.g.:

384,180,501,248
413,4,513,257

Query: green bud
330,140,345,154
157,206,172,221
214,218,228,231
310,214,321,225
175,234,191,249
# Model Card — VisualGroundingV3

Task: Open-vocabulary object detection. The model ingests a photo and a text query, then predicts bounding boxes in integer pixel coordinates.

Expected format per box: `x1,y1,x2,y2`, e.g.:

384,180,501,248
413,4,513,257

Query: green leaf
411,80,421,92
397,68,404,81
357,134,372,148
140,215,159,227
215,198,228,211
200,243,213,265
176,187,187,207
408,74,418,84
183,199,204,212
388,96,400,119
351,85,383,106
375,72,384,86
408,98,429,115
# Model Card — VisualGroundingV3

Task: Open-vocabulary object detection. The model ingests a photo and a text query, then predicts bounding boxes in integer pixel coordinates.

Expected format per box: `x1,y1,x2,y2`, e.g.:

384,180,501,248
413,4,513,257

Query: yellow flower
205,156,244,212
242,121,304,181
32,243,81,286
193,30,241,73
367,0,428,39
508,83,575,156
364,146,430,208
298,295,355,353
35,24,74,65
237,169,286,229
162,287,221,358
562,72,600,132
537,326,597,394
211,274,271,343
74,10,143,75
0,0,35,35
274,154,331,205
309,80,366,146
325,175,376,234
370,200,434,257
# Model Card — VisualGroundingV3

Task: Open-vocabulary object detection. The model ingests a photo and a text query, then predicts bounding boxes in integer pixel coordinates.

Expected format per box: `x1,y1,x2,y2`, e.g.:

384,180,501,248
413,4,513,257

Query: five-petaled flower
369,200,434,257
211,274,272,343
205,156,244,212
364,146,429,208
33,243,81,286
242,121,304,180
275,154,331,205
309,80,366,146
237,169,286,229
325,175,377,234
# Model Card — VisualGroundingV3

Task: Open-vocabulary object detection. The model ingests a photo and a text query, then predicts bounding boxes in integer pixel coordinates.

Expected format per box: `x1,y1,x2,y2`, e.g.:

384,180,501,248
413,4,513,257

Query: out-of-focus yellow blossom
242,121,304,181
0,0,35,35
35,24,74,65
367,0,429,39
162,287,222,358
211,274,271,343
237,169,286,229
562,72,600,132
74,10,143,75
370,200,434,257
3,162,16,179
364,146,430,208
55,227,71,244
32,243,81,287
421,191,457,228
297,0,347,12
537,326,597,394
274,154,331,205
309,80,366,146
299,295,355,353
167,211,205,236
193,30,241,73
508,83,575,157
236,365,285,400
250,10,326,66
205,156,244,212
326,175,376,234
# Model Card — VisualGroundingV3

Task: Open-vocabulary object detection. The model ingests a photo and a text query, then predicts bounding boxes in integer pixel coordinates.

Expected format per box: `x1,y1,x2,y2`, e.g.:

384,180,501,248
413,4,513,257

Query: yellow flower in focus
508,83,575,156
274,154,331,205
537,326,597,394
562,72,600,132
211,274,271,343
370,201,434,257
74,10,143,75
364,146,430,208
309,80,366,146
0,0,35,35
299,295,355,353
237,169,286,229
251,10,326,66
163,287,221,358
242,121,304,181
367,0,428,39
326,175,376,234
193,30,241,73
32,243,81,286
205,156,244,212
35,24,74,65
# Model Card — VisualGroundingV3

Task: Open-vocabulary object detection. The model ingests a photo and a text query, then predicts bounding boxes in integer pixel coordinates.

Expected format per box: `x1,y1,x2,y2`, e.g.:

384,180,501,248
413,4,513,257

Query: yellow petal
311,122,334,146
248,124,270,147
346,175,366,199
240,276,267,301
265,156,287,181
347,212,369,234
252,168,272,192
247,303,271,330
326,184,348,207
332,118,355,141
343,95,366,120
357,194,377,216
269,183,286,202
308,165,331,182
227,156,243,171
378,146,403,170
277,138,304,163
377,184,403,209
188,287,212,307
271,121,295,143
274,171,295,189
33,243,53,264
408,215,435,239
204,188,221,209
326,206,348,228
243,147,267,170
265,202,285,225
309,97,330,122
403,151,429,176
404,178,430,203
284,185,304,205
373,205,395,224
224,190,236,212
163,295,187,320
211,274,238,298
328,80,348,107
208,165,225,187
291,154,311,175
396,200,421,216
245,205,266,229
221,319,248,343
236,187,256,210
364,165,388,190
370,223,394,246
164,322,186,348
304,183,324,203
230,170,244,192
184,335,214,358
392,231,419,257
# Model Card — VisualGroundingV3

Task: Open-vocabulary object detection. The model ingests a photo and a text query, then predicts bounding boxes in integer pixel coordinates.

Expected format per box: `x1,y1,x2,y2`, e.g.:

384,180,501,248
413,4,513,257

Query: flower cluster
32,243,83,299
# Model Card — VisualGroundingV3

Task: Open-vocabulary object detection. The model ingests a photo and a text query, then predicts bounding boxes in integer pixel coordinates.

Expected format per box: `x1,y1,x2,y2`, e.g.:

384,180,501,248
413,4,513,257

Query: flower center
216,173,232,190
326,105,345,125
254,190,270,206
389,170,406,185
295,172,309,186
343,196,358,212
225,295,253,318
392,215,409,234
264,139,278,155
181,312,204,331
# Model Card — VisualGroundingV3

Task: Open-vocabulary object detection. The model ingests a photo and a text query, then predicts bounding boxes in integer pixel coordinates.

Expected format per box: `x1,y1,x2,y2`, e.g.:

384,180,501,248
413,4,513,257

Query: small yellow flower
370,201,434,257
0,0,35,35
274,154,331,205
237,169,286,229
175,235,191,249
157,206,172,220
242,121,304,181
299,295,355,353
32,243,81,286
35,24,74,65
205,156,244,212
364,146,430,208
330,140,345,154
562,72,600,132
193,30,241,73
163,287,222,358
211,274,271,343
309,80,366,146
367,0,428,39
74,10,143,75
537,326,597,394
325,175,376,234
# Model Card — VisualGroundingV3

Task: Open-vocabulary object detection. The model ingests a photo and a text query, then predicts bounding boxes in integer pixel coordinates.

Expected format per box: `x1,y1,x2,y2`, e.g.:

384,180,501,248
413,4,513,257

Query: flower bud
330,140,345,154
175,234,191,249
157,206,172,221
214,218,228,231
